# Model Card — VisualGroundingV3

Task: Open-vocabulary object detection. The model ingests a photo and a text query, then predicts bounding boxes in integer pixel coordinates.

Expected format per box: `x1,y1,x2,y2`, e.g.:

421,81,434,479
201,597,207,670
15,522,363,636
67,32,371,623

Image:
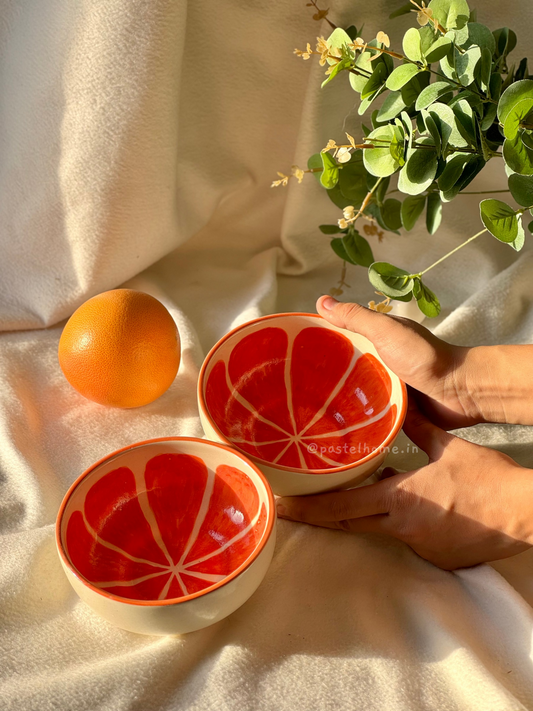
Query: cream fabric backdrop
2,1,533,709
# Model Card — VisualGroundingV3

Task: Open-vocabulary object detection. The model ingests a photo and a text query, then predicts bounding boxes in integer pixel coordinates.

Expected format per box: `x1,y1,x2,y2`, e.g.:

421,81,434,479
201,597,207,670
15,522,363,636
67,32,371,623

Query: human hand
316,296,482,430
276,398,533,570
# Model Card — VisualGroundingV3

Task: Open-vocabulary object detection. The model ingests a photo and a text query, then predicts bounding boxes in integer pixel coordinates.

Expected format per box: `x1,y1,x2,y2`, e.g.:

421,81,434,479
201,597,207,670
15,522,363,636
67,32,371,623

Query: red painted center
65,453,266,601
205,325,395,471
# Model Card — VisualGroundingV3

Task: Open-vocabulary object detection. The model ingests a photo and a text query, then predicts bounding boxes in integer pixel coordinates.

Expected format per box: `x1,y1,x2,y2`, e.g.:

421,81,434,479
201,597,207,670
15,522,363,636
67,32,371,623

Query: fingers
316,296,395,339
380,466,399,480
296,515,389,534
403,389,454,460
276,480,390,525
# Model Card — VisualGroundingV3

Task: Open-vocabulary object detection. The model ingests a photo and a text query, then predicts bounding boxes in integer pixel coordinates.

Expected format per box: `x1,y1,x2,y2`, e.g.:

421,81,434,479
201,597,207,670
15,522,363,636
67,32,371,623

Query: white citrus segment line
298,348,359,437
223,359,292,438
284,327,299,438
180,571,226,584
94,570,170,589
79,510,170,571
132,465,174,567
230,436,291,446
272,440,294,464
183,505,262,571
158,572,174,600
176,573,188,596
300,403,391,439
177,465,216,567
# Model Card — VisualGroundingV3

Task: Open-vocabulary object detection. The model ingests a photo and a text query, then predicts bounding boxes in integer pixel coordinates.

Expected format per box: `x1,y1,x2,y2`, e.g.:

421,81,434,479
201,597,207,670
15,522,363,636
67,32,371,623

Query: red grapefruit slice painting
64,454,267,601
205,326,396,471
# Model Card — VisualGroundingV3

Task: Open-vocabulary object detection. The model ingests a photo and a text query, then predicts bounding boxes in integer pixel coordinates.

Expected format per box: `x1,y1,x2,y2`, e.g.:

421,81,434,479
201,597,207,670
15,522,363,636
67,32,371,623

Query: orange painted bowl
198,313,407,496
55,437,276,636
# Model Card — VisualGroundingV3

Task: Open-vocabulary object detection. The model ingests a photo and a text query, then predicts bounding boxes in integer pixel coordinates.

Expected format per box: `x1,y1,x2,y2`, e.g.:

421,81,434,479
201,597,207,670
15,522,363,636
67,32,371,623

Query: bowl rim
55,436,276,607
198,312,408,476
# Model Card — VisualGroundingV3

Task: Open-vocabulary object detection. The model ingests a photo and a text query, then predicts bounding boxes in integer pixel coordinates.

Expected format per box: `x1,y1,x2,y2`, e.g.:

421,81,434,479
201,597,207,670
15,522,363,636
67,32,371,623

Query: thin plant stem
418,228,488,276
459,189,510,194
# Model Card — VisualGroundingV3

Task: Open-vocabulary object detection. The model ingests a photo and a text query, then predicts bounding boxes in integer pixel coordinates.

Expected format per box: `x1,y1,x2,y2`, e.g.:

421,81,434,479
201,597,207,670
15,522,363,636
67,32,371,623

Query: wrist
461,345,533,426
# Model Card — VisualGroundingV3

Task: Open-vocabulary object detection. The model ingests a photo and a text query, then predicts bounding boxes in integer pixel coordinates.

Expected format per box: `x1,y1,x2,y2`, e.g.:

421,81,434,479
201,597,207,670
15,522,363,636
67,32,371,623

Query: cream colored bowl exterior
200,411,396,496
57,529,275,636
198,314,407,497
56,438,276,636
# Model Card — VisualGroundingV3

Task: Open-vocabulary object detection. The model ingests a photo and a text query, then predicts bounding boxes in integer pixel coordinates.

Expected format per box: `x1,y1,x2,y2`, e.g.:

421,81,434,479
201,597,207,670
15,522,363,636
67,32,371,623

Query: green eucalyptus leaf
308,153,323,183
322,58,352,88
338,156,369,204
381,198,403,231
465,22,496,54
453,98,477,146
480,198,519,242
363,124,402,177
326,28,355,62
428,102,469,152
403,27,423,63
330,237,357,264
508,173,533,207
418,26,438,54
528,220,533,235
327,183,353,209
489,72,503,102
503,99,533,140
320,151,340,189
438,153,470,191
398,111,413,148
401,194,426,231
516,57,529,82
479,47,492,93
497,80,533,125
386,64,421,91
415,81,454,111
426,192,443,234
424,37,453,63
422,110,442,157
400,69,431,106
377,91,407,121
361,62,388,100
503,131,533,175
368,262,414,298
480,102,498,131
319,225,343,234
398,139,438,195
456,45,481,86
510,219,525,252
413,278,441,317
344,231,375,267
428,0,470,31
454,155,485,193
349,50,373,93
358,86,386,116
446,25,469,47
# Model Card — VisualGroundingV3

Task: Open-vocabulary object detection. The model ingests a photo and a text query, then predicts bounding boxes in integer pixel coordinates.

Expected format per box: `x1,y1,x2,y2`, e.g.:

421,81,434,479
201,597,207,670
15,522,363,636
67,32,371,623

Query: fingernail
276,501,289,518
320,296,338,311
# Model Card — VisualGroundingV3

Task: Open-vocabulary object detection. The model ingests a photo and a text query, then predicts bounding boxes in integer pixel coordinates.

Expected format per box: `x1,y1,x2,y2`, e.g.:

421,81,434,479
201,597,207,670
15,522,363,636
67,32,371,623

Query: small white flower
343,205,355,220
338,218,349,229
336,147,352,163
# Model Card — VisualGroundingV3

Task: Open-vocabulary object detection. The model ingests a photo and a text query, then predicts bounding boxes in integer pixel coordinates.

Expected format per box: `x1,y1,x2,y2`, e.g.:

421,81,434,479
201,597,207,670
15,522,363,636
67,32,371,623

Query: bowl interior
59,440,270,603
202,314,404,473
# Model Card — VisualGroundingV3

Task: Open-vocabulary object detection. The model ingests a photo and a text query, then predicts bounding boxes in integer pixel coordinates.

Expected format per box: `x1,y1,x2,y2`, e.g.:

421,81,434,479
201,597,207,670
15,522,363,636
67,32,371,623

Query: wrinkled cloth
2,1,533,710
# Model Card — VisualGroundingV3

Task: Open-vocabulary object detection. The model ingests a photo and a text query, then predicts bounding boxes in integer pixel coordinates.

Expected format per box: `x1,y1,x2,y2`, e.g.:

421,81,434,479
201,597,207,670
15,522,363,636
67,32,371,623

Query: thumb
403,389,454,461
316,296,396,340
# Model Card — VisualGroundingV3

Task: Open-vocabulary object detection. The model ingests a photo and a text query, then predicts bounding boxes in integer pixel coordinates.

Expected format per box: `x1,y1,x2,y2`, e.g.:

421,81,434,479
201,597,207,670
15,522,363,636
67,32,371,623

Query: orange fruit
58,289,181,408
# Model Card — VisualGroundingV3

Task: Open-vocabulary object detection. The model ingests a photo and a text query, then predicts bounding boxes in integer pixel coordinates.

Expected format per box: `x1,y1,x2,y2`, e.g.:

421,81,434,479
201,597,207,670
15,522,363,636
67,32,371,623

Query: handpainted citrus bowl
198,313,407,496
56,437,275,636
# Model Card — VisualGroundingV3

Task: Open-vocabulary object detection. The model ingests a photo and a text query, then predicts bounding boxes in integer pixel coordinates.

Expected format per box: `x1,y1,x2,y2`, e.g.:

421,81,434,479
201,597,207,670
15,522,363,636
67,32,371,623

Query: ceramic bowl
198,313,407,496
56,437,276,636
